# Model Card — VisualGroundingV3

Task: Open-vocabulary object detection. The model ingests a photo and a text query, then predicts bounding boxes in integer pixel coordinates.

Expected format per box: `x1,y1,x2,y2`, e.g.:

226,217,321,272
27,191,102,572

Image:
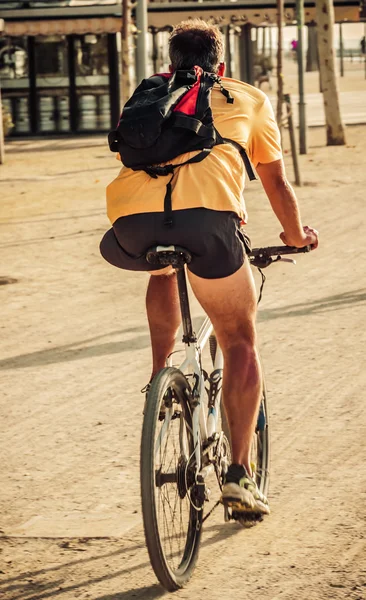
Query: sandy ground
1,119,366,600
267,54,366,95
266,57,366,126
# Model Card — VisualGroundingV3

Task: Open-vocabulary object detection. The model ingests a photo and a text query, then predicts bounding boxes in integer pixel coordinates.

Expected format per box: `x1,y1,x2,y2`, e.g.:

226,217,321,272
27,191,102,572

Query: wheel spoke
154,385,194,572
141,368,203,589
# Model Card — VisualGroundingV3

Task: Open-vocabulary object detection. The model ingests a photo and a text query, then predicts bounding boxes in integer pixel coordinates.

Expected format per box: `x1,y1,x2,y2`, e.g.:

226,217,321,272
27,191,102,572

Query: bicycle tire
253,373,270,496
140,367,203,591
209,334,270,495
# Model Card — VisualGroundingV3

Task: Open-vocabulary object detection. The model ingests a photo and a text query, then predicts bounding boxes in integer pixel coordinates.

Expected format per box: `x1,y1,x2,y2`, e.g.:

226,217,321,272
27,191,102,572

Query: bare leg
188,261,261,475
146,271,181,379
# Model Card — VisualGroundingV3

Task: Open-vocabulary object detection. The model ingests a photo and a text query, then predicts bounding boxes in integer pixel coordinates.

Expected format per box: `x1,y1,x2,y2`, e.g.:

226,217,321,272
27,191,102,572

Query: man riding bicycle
100,19,319,516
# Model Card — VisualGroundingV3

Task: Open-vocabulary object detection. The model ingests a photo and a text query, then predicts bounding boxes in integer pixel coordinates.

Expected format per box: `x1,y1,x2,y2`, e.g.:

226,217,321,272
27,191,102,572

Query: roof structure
0,0,362,37
147,0,362,27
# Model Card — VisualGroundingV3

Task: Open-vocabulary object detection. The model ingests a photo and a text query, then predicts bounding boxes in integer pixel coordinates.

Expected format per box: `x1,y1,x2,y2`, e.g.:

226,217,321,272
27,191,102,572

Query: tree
315,0,346,145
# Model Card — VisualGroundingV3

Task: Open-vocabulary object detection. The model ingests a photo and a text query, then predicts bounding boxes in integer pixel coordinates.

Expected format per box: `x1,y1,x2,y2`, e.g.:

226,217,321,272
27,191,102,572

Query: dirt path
1,126,366,600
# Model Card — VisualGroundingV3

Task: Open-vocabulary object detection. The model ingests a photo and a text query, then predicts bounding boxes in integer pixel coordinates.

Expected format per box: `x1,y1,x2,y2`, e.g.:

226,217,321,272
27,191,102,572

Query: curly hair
169,19,224,73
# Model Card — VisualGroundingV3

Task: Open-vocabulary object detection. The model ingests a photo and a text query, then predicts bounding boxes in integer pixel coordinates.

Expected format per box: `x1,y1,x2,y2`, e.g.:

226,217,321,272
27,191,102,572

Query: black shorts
99,208,251,279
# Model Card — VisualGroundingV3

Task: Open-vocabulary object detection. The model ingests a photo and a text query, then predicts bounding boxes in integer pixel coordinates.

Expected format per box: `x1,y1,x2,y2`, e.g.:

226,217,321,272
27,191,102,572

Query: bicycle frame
142,242,309,588
173,266,224,475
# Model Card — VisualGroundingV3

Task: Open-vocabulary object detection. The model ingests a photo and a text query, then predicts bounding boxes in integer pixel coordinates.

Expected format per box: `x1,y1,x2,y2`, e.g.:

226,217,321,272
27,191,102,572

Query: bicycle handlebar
249,245,312,268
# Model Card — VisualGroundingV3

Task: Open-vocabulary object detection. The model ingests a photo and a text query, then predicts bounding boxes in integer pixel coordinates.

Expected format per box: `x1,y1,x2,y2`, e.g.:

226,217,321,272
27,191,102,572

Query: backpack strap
209,74,234,104
140,148,212,227
214,127,256,182
171,114,213,137
224,138,257,181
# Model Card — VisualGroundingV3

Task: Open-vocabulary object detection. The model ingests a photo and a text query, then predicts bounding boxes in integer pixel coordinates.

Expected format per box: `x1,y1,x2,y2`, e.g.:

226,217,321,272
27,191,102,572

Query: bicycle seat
146,245,192,268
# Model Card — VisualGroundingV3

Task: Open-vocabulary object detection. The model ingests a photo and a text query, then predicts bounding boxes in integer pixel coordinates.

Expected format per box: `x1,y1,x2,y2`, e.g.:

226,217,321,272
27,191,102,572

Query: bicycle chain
202,500,221,523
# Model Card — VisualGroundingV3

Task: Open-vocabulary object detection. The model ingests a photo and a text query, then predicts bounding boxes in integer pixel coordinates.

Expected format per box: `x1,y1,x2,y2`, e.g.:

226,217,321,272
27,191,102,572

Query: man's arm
256,158,319,248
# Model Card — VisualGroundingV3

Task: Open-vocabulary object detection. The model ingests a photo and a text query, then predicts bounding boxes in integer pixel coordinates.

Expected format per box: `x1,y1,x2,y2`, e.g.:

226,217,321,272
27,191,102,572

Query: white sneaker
221,464,270,515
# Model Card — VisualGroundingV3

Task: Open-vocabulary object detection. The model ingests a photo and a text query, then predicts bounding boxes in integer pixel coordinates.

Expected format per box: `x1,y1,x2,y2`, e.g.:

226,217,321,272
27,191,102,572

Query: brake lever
272,255,296,265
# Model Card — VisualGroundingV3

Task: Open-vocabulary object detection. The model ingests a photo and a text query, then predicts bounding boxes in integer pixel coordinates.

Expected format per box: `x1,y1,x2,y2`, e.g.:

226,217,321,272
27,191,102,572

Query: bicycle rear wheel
140,367,203,591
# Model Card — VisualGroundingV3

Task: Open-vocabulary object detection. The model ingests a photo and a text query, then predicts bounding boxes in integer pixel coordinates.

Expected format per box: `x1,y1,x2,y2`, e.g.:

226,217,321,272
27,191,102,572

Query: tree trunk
306,22,319,71
276,0,284,134
315,0,346,145
121,0,133,103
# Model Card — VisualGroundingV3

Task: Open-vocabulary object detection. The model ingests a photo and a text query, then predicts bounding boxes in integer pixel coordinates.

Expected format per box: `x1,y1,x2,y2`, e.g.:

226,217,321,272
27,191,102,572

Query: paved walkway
269,90,366,126
1,123,366,600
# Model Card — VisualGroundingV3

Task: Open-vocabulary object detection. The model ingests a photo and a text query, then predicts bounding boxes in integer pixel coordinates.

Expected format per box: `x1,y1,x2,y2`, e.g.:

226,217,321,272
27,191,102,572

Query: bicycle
140,243,312,591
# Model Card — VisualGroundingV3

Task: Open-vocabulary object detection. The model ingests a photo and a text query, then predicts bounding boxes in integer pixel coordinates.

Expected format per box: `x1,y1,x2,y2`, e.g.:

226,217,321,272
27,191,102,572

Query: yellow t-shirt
106,77,282,225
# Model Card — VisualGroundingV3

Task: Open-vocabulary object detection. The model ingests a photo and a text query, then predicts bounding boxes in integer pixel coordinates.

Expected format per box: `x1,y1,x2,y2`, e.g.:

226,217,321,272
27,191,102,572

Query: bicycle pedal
230,510,263,526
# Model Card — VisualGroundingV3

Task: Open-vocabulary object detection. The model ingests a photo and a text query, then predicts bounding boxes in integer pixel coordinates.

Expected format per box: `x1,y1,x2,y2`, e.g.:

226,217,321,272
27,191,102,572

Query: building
0,0,121,135
0,0,362,136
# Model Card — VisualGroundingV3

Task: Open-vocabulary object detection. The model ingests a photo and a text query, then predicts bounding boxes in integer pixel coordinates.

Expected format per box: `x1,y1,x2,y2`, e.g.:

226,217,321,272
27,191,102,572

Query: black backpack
108,66,255,226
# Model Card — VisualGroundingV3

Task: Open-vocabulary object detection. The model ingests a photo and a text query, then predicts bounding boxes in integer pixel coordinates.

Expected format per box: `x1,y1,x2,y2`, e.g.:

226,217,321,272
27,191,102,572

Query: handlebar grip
250,244,312,257
281,245,312,254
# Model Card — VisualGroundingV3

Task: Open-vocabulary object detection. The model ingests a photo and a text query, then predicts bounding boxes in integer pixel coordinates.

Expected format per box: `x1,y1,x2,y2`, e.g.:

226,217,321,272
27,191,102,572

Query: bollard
296,0,307,154
284,94,301,186
339,22,344,77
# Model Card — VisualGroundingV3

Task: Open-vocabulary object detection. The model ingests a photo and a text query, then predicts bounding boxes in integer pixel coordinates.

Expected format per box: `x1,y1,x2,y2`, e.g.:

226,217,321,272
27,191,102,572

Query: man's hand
280,225,319,249
256,159,319,251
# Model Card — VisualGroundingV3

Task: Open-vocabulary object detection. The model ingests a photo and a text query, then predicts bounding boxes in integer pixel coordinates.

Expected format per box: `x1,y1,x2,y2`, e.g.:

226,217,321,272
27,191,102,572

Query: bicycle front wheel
140,367,203,591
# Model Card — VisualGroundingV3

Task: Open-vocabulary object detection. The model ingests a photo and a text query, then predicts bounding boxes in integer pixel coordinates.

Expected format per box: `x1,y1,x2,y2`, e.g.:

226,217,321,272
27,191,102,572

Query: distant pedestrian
291,39,298,61
361,36,366,56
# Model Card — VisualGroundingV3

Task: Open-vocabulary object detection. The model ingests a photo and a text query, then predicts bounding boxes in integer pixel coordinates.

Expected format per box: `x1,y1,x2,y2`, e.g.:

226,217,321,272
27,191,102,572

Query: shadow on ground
95,585,166,599
0,165,116,184
0,327,149,370
0,522,242,600
258,288,366,322
3,290,364,371
0,318,205,371
0,227,105,249
4,138,106,154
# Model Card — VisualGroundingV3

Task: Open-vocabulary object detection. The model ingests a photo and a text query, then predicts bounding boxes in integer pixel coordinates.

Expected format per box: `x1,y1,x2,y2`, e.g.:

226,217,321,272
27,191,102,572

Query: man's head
169,19,225,74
